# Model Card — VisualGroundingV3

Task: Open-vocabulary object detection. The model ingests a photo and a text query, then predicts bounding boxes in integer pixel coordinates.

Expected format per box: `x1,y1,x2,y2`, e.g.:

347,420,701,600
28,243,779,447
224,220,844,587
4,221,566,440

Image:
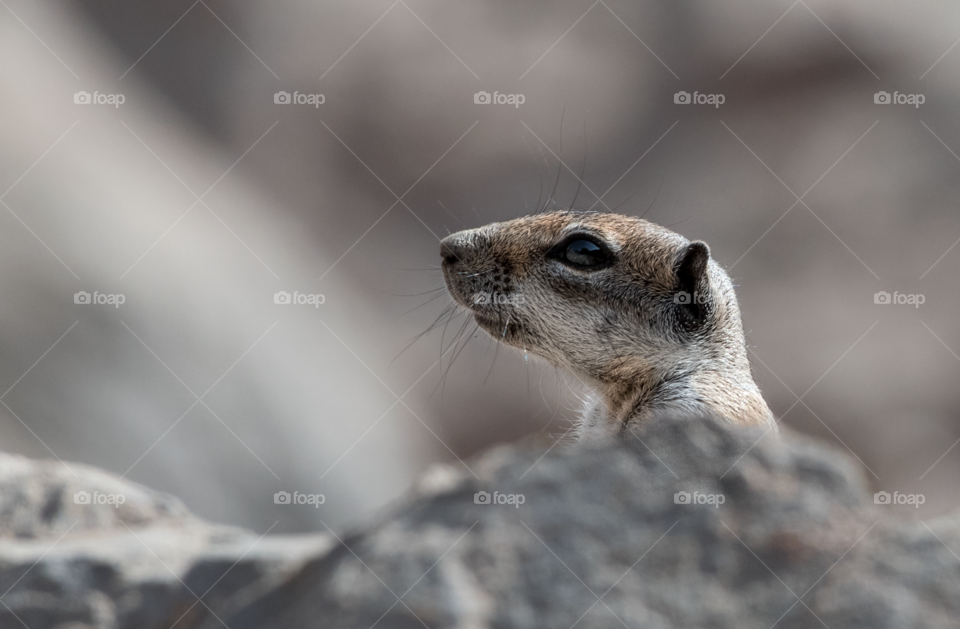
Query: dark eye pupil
548,235,612,270
565,239,603,266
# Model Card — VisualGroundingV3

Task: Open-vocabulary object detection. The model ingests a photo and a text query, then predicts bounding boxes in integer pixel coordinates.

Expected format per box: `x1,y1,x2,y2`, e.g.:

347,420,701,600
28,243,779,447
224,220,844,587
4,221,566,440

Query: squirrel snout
440,237,460,265
440,232,477,267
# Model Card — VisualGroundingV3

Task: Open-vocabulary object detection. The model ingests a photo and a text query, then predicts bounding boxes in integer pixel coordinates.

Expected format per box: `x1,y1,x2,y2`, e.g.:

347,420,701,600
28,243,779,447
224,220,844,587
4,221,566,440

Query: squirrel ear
673,241,711,330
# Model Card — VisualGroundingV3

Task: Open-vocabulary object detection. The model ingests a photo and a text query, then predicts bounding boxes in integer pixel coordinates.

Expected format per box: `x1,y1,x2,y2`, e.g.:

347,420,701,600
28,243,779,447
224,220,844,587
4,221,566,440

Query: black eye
549,236,613,269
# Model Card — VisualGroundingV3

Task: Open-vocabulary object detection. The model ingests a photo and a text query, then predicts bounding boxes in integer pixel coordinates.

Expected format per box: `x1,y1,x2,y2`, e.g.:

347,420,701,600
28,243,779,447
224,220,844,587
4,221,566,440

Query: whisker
547,106,566,213
391,286,447,298
429,318,478,404
638,177,663,220
390,302,460,366
483,312,510,385
399,291,448,316
437,199,464,228
570,119,587,210
522,133,547,215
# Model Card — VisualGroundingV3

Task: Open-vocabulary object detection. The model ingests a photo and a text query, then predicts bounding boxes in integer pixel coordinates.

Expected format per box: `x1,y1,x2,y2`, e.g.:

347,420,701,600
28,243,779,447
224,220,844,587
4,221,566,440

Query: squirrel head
440,210,774,434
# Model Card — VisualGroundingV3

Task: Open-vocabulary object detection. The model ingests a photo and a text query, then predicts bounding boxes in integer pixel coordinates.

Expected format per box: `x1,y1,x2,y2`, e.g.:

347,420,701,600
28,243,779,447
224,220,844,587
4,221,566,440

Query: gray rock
3,415,959,628
221,415,960,629
0,454,333,629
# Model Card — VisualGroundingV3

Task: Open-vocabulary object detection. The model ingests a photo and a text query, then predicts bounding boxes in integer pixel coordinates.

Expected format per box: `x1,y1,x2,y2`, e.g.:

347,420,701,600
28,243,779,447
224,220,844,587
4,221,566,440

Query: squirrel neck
578,361,774,439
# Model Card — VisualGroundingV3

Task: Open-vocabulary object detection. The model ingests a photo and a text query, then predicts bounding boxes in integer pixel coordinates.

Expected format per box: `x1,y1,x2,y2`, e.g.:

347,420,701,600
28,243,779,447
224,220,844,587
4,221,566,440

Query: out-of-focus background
1,0,957,532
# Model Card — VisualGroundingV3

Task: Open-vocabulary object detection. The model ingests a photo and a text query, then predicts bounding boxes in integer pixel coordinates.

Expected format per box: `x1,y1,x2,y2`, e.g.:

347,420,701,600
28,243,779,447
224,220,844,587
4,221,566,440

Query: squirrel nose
440,232,471,266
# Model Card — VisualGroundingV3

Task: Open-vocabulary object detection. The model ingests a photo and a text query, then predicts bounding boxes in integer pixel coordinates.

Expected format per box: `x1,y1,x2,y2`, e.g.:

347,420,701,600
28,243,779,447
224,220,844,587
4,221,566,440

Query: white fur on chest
574,394,610,443
573,381,715,441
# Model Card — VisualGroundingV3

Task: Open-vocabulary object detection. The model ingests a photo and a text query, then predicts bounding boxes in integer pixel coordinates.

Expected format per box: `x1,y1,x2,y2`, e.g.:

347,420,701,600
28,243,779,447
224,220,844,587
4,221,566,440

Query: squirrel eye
549,235,613,269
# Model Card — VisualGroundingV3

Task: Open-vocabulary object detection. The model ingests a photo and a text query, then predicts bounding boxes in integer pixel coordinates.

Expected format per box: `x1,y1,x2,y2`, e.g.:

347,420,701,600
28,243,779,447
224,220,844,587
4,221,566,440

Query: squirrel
440,210,776,440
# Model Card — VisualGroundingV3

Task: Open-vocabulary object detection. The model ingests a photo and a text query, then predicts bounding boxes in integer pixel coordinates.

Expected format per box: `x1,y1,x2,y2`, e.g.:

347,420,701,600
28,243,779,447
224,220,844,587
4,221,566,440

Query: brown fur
440,210,776,440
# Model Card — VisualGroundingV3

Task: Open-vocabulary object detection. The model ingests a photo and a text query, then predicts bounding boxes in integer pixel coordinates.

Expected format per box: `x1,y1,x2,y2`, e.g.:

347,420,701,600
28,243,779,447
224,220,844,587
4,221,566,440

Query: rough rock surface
2,415,959,628
0,455,332,629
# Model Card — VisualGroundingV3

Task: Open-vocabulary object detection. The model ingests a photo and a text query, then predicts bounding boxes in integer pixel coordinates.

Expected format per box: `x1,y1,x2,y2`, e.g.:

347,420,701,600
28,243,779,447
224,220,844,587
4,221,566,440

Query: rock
0,454,333,629
2,415,959,628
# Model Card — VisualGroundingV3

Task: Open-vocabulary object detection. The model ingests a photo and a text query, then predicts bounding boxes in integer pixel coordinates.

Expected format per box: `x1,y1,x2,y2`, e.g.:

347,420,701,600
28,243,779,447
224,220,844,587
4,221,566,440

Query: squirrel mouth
471,310,502,325
471,309,521,341
440,265,522,336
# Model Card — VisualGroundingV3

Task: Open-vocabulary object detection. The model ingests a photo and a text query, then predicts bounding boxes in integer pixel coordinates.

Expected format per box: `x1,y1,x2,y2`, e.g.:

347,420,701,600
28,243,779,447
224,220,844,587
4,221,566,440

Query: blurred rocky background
3,415,958,627
0,0,958,537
